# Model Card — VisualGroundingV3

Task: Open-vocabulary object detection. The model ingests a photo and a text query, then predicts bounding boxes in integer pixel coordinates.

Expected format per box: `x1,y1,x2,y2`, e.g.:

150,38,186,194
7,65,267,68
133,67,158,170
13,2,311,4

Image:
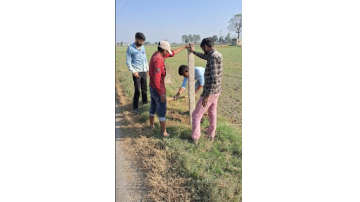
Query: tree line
181,34,201,44
180,13,242,44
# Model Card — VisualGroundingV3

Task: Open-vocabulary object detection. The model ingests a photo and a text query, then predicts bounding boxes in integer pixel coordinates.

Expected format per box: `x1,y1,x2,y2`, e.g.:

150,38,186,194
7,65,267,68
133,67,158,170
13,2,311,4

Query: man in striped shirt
187,37,223,145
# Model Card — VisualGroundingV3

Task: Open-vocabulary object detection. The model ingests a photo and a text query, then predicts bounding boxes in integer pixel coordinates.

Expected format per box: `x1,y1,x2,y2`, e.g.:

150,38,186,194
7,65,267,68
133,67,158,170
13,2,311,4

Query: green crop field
116,44,242,201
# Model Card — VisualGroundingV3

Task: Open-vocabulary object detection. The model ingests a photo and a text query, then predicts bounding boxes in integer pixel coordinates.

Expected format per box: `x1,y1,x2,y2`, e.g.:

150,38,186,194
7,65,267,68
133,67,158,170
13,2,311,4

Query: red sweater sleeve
164,50,175,58
152,58,165,95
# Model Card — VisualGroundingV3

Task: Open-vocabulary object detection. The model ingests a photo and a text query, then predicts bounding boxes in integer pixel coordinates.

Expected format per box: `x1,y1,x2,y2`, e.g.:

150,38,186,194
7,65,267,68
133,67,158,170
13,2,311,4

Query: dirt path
115,90,149,202
115,98,131,202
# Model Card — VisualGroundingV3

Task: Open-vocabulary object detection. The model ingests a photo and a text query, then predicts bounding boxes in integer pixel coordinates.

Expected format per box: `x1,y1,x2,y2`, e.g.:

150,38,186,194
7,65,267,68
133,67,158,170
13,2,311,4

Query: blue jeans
149,87,166,121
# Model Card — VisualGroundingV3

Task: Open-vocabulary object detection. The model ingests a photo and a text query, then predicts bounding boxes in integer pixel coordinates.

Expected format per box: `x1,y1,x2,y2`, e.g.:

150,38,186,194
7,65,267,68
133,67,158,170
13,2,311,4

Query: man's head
135,32,146,47
158,41,172,57
200,37,214,54
178,65,189,77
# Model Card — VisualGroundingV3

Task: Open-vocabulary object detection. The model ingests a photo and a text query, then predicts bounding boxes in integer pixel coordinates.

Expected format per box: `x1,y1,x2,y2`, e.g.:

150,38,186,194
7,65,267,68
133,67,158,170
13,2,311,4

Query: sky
115,0,242,44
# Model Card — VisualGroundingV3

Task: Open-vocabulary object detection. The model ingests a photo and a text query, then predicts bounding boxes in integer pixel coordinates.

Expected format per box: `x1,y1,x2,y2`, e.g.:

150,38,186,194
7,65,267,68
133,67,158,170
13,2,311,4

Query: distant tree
165,39,167,41
228,14,242,39
212,35,218,42
194,34,201,44
155,42,158,44
188,34,193,42
225,33,231,43
144,41,151,45
218,36,224,43
182,34,201,44
182,35,188,43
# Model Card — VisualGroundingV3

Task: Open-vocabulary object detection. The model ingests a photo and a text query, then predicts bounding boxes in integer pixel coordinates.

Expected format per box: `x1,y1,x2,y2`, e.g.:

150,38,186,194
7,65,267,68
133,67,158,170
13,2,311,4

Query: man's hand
133,72,139,78
160,94,166,103
195,85,202,95
188,43,195,52
173,92,180,101
147,71,149,77
202,96,209,107
184,43,190,49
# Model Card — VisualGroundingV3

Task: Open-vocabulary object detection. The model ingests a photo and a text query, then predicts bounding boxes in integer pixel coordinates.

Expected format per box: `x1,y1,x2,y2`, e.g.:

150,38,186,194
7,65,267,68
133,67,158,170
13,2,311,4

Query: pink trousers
191,93,221,140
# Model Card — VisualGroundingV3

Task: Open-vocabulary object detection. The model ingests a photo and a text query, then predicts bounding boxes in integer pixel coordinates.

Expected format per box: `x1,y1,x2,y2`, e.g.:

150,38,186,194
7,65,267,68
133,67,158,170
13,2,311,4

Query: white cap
158,41,172,55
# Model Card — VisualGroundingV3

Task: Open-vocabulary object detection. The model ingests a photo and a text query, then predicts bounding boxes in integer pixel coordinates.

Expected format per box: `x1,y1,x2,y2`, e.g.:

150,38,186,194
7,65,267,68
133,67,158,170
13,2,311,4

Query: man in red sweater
149,41,189,137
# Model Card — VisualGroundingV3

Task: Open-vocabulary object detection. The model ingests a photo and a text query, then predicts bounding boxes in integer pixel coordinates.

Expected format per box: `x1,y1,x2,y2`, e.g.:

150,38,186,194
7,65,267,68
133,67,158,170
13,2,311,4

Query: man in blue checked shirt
126,32,149,112
173,65,205,100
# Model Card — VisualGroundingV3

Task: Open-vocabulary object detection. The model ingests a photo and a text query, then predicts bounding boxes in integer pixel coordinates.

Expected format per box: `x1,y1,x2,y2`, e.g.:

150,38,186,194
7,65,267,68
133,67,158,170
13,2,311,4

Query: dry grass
116,71,190,201
133,136,191,202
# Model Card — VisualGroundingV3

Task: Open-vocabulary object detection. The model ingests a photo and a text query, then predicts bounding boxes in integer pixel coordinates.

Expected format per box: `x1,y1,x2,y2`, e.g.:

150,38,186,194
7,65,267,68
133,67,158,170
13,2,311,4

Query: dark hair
200,37,214,48
135,32,146,41
178,65,189,76
158,46,165,52
158,41,164,53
